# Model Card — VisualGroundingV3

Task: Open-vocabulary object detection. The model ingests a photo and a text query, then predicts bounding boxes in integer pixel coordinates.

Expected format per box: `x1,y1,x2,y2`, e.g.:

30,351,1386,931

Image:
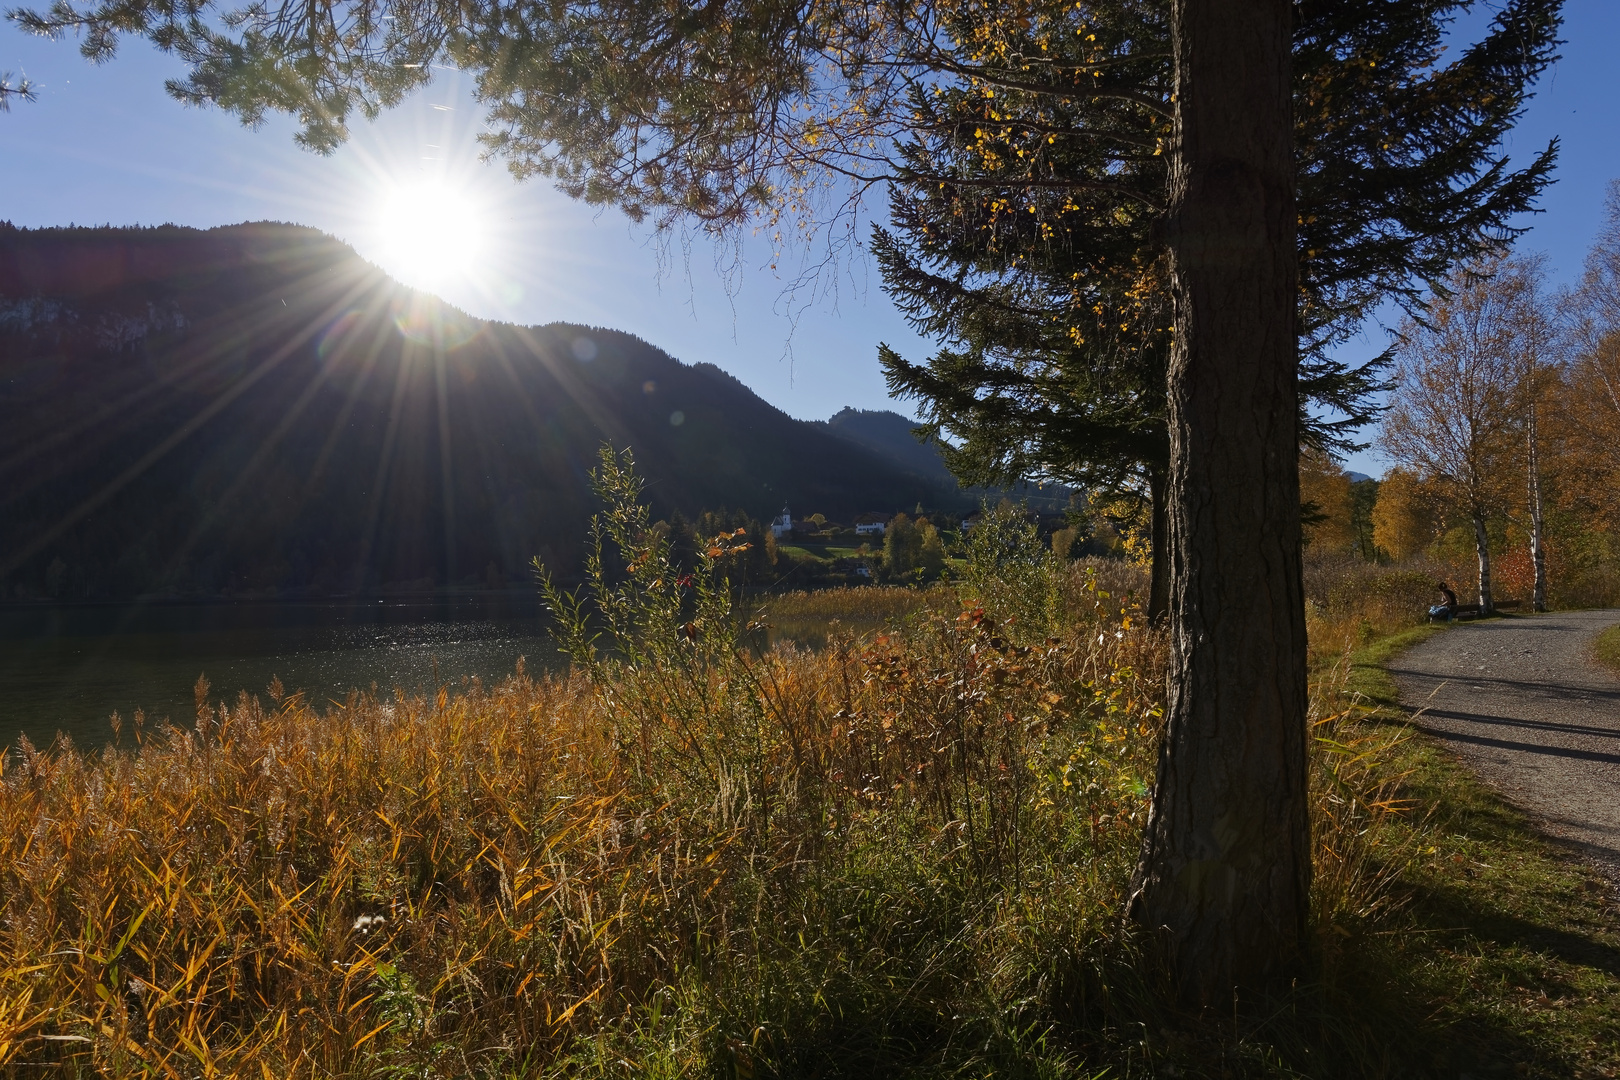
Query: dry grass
1061,558,1151,615
1301,553,1445,665
753,586,937,650
7,487,1609,1078
0,592,1170,1077
0,599,1429,1077
756,585,936,624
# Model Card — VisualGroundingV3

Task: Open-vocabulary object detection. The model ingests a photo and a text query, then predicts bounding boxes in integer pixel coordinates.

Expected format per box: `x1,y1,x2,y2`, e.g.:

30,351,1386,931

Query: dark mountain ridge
820,408,959,485
0,222,980,600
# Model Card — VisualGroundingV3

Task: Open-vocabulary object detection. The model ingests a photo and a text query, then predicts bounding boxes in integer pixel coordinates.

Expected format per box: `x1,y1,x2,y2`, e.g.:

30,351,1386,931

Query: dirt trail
1391,610,1620,880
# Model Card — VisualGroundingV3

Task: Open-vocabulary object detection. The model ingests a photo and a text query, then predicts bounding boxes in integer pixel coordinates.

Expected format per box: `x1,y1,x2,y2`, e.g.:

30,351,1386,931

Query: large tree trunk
1129,0,1310,1004
1148,463,1170,626
1527,399,1547,612
1472,510,1494,614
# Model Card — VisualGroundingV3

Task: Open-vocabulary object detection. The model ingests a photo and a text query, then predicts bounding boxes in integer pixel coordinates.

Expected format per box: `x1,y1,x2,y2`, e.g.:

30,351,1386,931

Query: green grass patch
774,544,822,561
1345,622,1446,706
779,543,872,562
1593,623,1620,675
823,545,863,558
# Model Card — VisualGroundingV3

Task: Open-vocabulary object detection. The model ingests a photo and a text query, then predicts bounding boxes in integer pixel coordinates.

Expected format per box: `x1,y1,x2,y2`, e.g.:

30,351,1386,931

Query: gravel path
1391,609,1620,879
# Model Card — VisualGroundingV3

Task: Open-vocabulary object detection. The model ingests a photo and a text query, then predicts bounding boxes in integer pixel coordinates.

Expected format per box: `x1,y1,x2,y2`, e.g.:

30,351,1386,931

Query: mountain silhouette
0,221,984,599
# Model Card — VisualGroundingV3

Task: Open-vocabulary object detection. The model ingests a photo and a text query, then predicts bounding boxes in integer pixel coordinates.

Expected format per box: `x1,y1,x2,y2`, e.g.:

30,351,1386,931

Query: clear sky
4,1,1619,476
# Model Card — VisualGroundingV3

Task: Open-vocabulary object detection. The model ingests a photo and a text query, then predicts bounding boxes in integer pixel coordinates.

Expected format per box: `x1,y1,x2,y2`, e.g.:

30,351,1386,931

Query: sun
370,178,490,289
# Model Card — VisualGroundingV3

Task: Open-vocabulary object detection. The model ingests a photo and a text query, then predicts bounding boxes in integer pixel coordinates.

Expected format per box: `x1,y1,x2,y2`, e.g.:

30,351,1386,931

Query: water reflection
0,597,557,752
0,596,896,754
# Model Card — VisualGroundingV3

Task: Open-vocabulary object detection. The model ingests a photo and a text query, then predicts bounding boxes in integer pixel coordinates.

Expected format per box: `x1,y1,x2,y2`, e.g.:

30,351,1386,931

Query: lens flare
393,301,481,351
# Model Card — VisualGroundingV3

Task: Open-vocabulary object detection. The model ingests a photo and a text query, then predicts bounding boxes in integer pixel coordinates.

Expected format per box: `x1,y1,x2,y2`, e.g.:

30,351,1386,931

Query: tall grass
1301,553,1442,664
0,609,1163,1075
754,586,936,650
0,463,1464,1077
758,586,935,624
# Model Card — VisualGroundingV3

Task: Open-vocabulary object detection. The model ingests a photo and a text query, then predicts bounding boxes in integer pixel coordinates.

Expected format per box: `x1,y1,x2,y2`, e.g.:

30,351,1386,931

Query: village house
853,513,887,537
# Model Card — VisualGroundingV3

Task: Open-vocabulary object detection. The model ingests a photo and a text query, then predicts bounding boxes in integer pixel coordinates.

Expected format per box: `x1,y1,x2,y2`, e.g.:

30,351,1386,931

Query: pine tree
874,0,1559,625
0,71,33,110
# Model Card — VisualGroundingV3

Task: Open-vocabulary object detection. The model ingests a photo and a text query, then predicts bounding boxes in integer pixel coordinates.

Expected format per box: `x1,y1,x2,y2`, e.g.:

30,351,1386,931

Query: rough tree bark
1129,0,1310,1003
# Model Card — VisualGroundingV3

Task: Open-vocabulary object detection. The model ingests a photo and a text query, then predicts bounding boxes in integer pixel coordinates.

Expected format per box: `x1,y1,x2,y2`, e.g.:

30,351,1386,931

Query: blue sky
4,1,1619,478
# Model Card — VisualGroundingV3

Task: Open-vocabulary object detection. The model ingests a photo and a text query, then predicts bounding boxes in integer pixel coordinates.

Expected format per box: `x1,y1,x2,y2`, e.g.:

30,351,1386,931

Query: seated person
1428,581,1458,622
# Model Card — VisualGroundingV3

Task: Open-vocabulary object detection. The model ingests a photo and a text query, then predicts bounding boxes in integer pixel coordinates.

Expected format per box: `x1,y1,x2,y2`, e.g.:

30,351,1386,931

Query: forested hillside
0,222,978,599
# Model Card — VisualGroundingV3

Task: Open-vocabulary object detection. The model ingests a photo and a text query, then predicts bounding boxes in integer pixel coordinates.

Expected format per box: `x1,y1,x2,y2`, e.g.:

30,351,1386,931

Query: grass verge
1326,620,1620,1078
1593,623,1620,675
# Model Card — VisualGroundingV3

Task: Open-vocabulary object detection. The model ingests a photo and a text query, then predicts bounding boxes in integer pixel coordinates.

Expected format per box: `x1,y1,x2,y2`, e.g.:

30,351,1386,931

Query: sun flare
371,178,489,289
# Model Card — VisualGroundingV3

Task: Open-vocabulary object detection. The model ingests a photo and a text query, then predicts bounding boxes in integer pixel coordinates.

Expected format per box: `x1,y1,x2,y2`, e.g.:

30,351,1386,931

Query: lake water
0,597,557,752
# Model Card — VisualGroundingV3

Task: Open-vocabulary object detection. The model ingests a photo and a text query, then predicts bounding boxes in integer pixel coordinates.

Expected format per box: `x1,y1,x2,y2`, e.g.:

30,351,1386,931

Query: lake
0,596,557,752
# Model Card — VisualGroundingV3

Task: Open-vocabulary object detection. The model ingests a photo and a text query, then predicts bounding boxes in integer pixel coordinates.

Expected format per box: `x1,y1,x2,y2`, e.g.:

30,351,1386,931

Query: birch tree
1504,256,1562,611
1381,260,1524,612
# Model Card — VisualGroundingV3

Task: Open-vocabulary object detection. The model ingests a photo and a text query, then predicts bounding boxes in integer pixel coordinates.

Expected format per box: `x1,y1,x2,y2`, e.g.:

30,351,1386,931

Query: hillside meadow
3,469,1619,1078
